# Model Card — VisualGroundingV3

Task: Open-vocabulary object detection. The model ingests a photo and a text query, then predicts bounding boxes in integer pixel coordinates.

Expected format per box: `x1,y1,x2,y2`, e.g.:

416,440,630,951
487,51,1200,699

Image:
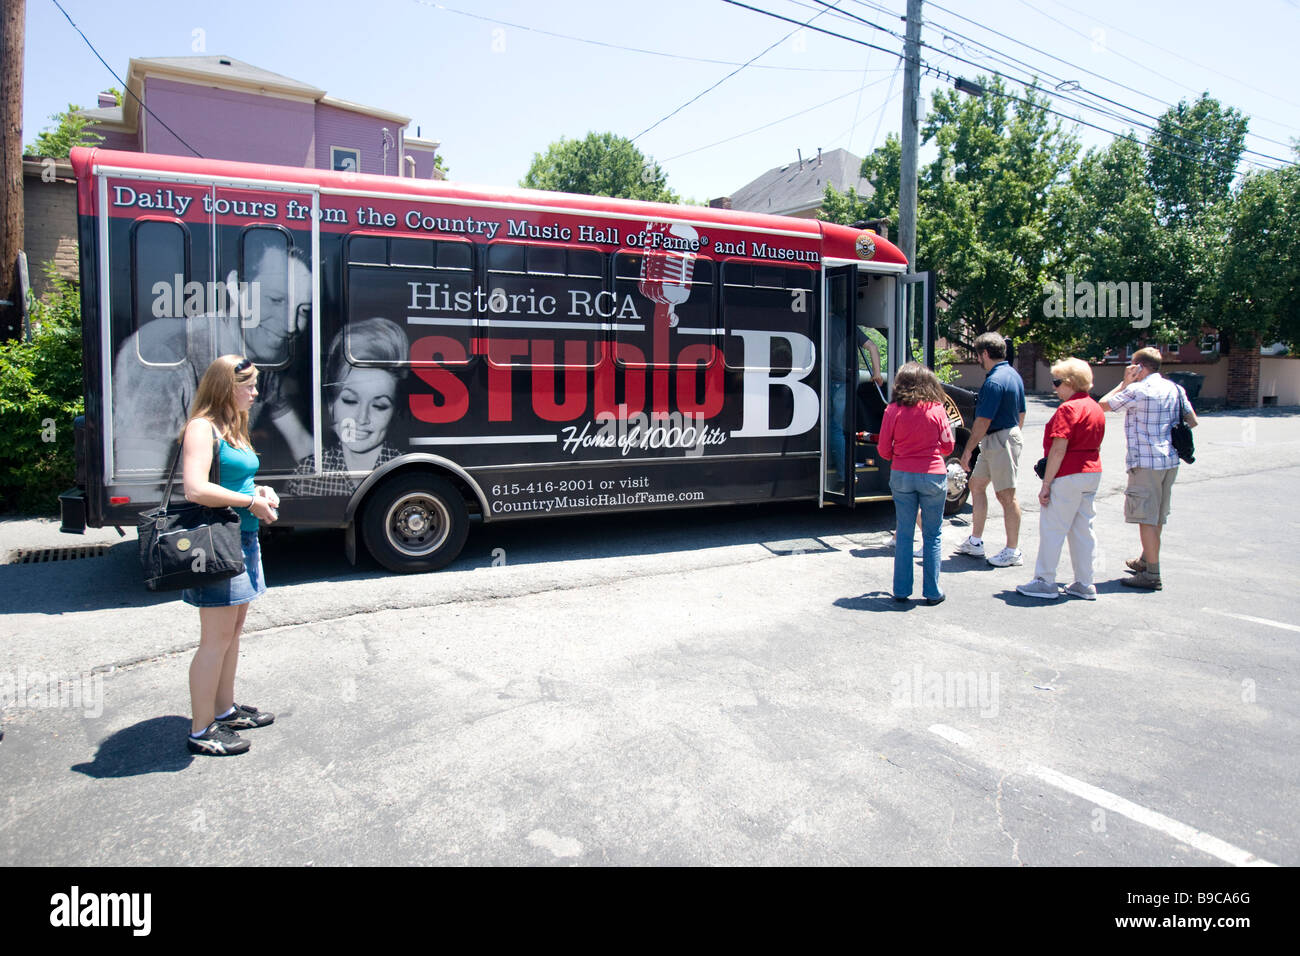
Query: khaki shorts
972,427,1023,492
1125,466,1178,525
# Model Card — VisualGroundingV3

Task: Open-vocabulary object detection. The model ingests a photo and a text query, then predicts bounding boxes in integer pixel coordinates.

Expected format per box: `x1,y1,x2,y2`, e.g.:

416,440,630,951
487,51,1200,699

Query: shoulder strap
159,421,220,511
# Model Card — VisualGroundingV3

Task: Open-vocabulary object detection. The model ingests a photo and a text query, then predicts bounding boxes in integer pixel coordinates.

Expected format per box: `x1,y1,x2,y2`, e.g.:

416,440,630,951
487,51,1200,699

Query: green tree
24,103,105,158
1045,136,1165,358
1211,162,1300,351
522,132,679,202
917,76,1079,353
1146,94,1247,226
0,267,85,514
1143,96,1247,347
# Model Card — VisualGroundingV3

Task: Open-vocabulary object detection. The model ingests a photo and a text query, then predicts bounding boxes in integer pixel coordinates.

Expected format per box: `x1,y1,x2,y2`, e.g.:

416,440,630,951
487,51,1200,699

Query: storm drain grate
7,544,110,564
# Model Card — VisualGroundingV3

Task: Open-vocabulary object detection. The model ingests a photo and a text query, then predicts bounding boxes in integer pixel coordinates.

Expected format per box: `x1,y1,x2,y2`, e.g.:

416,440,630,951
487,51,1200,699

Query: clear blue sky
23,0,1300,202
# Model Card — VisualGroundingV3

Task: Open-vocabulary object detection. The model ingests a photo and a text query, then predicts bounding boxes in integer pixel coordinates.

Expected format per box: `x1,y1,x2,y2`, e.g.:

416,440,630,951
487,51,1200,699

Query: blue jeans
890,470,946,600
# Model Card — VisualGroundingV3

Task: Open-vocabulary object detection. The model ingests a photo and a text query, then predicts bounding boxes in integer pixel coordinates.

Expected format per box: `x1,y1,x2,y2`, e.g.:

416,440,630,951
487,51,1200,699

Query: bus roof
69,147,907,267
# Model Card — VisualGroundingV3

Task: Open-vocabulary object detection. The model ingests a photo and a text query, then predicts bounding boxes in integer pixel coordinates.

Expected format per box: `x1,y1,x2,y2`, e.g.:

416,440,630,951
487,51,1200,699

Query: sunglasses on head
233,358,253,374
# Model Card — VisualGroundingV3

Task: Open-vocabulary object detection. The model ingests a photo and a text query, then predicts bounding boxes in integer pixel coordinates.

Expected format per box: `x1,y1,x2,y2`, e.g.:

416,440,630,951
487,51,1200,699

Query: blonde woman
1017,358,1106,601
179,356,280,755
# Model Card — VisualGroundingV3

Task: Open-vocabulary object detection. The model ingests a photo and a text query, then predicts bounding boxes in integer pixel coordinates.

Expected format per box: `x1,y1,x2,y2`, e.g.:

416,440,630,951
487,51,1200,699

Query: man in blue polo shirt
958,333,1027,566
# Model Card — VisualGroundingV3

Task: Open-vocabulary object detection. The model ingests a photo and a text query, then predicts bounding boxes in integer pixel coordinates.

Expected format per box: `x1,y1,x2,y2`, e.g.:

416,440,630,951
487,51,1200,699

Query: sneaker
923,593,946,606
1064,582,1098,600
956,536,985,557
987,547,1023,567
1125,556,1148,574
216,703,275,730
1016,577,1060,600
187,723,250,756
1121,570,1162,590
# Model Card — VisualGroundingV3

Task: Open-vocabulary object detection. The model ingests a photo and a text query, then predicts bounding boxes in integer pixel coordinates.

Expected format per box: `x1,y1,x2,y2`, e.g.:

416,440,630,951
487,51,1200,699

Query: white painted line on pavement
927,724,1277,867
1202,608,1300,634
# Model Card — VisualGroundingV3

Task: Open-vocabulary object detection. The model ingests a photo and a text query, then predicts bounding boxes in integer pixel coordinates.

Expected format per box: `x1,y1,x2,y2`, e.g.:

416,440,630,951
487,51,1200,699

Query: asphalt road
2,398,1297,866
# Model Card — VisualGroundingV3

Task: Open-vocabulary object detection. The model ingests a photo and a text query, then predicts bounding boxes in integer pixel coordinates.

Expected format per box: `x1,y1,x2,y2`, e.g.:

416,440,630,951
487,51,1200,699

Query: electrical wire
918,0,1297,153
661,73,895,160
407,0,878,73
630,0,850,143
49,0,204,158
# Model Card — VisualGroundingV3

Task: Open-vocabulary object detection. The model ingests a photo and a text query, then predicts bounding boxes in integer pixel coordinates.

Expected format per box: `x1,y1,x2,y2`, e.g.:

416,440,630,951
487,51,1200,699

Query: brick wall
22,160,79,299
1226,334,1261,408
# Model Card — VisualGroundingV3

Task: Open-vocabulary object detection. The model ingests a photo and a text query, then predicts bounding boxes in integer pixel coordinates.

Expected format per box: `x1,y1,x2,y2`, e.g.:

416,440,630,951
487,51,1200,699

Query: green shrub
0,267,84,514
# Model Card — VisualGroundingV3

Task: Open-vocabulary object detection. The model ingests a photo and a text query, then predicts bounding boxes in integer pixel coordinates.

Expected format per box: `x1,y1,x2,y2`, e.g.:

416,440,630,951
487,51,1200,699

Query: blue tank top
216,436,260,532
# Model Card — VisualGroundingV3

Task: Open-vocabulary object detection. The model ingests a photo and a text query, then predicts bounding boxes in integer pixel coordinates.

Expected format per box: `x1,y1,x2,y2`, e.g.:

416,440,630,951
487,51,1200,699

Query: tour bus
59,147,976,572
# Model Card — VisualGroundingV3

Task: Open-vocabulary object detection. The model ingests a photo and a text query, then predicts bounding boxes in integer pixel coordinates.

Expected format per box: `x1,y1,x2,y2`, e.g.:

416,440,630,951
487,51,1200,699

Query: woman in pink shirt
878,362,955,605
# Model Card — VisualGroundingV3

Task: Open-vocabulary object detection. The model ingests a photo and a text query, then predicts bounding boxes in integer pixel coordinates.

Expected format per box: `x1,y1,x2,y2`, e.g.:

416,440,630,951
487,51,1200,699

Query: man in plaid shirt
1100,347,1198,590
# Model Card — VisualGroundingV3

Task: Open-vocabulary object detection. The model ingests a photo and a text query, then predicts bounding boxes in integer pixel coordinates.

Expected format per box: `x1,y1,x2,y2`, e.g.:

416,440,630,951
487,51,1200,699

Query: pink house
76,56,442,179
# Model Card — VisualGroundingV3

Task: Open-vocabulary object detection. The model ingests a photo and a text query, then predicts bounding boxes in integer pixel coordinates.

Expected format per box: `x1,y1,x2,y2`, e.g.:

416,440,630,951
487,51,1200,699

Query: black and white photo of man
111,238,312,477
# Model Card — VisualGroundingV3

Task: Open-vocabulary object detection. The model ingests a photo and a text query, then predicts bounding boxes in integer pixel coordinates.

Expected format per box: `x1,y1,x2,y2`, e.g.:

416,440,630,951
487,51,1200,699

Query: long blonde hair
180,355,257,450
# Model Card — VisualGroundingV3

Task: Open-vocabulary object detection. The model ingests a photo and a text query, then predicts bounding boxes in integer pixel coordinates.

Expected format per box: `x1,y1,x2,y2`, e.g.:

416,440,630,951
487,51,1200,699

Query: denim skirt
181,530,267,607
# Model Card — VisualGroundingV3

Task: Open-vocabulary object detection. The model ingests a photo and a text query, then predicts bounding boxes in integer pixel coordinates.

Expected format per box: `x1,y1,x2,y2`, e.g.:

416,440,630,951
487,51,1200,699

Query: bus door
823,265,858,504
898,270,933,369
852,269,895,503
212,186,320,478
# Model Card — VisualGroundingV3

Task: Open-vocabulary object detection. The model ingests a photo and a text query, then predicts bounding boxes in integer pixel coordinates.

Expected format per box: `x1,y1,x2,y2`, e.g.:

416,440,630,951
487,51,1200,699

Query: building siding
143,76,314,167
314,103,397,176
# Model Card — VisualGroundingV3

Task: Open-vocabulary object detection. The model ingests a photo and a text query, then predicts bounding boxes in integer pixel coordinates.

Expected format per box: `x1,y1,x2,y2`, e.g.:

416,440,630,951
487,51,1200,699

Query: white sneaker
987,547,1023,567
1016,577,1060,599
1065,582,1098,600
956,535,985,557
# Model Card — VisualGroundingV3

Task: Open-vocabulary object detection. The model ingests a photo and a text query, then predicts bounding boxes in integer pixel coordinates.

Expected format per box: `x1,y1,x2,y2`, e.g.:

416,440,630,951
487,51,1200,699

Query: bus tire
943,451,970,516
361,473,469,573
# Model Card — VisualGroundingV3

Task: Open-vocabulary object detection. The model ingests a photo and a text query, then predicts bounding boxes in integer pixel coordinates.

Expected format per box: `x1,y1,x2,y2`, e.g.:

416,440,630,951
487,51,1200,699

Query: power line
661,73,895,161
917,38,1292,171
408,0,886,73
1043,0,1300,114
49,0,204,158
726,0,1293,171
918,0,1297,155
630,0,850,143
1020,0,1300,114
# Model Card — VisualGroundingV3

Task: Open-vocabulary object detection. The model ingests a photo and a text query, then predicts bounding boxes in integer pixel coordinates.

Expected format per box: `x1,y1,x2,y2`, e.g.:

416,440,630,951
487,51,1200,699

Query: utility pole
898,0,921,275
0,0,24,341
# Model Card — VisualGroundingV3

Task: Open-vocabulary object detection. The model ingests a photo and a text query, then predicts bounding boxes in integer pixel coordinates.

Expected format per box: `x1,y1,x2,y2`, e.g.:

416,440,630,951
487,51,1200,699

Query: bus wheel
943,454,970,516
361,473,468,573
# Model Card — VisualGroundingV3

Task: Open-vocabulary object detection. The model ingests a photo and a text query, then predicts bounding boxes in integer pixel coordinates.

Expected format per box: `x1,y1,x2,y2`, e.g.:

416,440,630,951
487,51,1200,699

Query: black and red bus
59,147,975,571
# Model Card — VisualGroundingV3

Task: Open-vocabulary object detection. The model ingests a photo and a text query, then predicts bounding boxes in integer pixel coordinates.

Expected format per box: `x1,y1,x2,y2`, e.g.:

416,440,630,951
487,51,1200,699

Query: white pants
1034,471,1101,586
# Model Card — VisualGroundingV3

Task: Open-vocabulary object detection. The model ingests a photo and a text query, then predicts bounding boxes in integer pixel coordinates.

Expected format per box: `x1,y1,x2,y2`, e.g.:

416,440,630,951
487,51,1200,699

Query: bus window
131,219,190,365
612,253,716,368
348,235,475,366
484,243,604,369
721,263,818,372
239,226,298,368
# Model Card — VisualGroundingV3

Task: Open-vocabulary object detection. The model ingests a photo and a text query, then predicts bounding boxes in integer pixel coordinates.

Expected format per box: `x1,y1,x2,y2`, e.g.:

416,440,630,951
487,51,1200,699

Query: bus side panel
75,205,106,528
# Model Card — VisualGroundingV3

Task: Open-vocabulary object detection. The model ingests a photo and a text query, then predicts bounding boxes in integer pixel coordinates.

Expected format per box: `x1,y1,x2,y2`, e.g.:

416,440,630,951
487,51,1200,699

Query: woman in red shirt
1017,358,1106,600
878,362,955,605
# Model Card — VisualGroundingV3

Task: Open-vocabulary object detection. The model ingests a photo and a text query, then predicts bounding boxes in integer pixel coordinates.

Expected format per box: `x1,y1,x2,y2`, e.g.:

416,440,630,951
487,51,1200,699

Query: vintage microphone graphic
638,222,698,413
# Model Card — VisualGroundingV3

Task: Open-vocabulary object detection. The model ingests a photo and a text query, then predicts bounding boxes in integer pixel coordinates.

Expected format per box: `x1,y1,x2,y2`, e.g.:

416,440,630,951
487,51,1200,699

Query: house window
331,147,361,173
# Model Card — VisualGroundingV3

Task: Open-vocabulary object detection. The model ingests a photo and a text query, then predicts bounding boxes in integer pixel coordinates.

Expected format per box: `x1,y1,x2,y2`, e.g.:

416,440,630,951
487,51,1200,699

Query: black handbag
1034,456,1048,480
138,433,245,592
1170,385,1196,464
